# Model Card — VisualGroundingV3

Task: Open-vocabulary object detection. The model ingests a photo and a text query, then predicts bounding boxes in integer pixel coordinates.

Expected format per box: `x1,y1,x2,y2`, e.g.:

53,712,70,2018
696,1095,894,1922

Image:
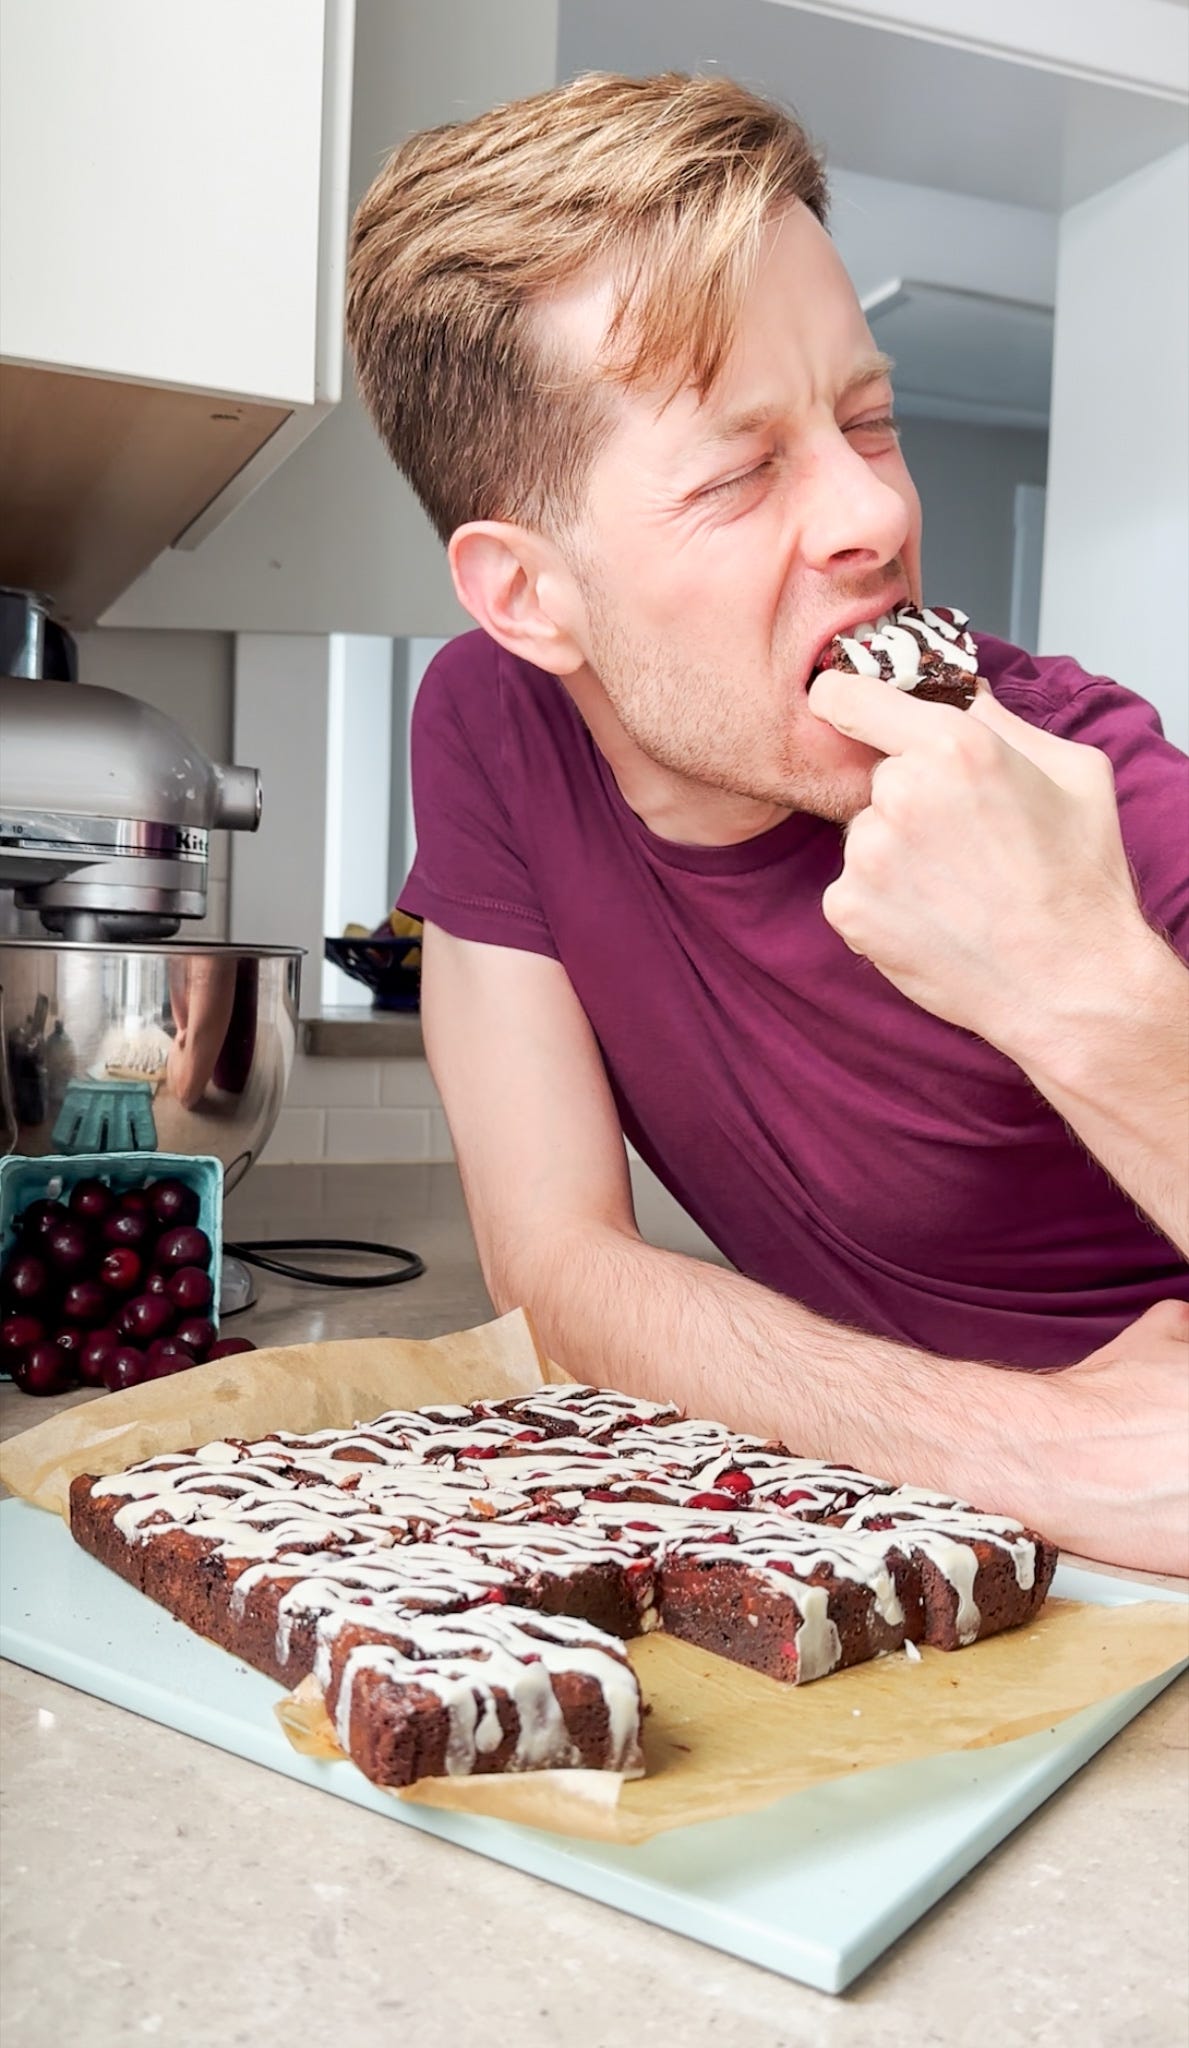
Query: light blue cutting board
1,1497,1185,1994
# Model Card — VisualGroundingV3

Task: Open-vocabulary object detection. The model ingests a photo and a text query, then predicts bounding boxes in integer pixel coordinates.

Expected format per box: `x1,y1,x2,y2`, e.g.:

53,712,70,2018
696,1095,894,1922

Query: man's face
546,203,923,828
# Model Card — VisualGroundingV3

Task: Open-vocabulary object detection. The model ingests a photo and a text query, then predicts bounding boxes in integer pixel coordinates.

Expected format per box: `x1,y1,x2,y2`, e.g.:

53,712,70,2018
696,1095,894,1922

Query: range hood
0,362,290,630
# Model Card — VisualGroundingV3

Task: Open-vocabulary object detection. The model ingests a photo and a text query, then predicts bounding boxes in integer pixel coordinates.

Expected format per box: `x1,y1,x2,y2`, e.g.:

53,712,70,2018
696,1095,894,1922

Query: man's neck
560,670,791,849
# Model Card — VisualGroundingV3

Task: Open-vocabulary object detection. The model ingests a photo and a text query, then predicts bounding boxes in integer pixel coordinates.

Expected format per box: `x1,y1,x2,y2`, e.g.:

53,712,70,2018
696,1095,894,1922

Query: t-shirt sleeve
1046,674,1189,961
397,638,559,961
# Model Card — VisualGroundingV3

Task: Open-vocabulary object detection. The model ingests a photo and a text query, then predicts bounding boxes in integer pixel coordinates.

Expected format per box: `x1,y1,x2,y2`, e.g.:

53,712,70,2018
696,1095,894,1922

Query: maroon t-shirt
400,629,1189,1368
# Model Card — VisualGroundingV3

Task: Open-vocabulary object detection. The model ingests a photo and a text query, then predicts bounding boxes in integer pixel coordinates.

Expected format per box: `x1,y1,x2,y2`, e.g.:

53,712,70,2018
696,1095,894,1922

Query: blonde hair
346,71,828,543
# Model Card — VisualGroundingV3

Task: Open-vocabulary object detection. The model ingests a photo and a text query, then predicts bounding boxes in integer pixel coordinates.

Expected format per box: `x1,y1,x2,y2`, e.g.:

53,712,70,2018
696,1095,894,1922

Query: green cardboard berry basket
0,1152,224,1378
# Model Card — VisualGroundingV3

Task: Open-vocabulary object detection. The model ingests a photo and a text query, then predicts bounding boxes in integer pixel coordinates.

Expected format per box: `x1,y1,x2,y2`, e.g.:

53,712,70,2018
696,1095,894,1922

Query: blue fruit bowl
323,936,421,1012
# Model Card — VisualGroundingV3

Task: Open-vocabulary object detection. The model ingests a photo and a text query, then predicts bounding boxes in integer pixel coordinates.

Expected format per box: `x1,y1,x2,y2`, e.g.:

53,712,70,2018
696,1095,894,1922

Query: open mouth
807,604,980,709
804,596,908,690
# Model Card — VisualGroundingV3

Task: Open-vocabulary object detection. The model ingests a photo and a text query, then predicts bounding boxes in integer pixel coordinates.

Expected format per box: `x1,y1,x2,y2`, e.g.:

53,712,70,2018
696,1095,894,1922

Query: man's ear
448,521,586,676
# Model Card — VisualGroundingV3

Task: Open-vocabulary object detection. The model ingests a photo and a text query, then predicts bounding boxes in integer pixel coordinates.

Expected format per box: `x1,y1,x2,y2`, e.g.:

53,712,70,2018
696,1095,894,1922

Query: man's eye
700,457,775,499
845,414,900,441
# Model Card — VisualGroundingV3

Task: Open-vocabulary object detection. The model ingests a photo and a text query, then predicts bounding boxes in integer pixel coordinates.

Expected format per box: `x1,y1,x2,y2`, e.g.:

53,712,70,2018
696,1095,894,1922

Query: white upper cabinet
0,0,350,406
0,0,354,624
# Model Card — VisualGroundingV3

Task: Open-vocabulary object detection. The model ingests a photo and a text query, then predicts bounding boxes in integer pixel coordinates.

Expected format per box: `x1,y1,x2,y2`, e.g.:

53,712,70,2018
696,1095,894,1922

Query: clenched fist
806,671,1154,1061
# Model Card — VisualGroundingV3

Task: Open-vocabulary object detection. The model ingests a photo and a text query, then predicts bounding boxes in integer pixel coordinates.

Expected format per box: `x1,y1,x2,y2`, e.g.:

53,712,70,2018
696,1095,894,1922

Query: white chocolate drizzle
78,1384,1053,1777
323,1605,644,1777
829,605,978,691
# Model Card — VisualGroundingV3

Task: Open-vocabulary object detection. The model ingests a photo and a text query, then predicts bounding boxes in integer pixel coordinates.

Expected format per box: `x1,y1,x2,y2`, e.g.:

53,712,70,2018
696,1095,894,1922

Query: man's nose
794,432,913,574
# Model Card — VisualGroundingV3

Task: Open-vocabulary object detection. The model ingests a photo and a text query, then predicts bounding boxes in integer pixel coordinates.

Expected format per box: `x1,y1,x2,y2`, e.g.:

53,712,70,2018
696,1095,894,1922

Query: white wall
230,635,337,986
1040,145,1189,748
828,166,1057,307
898,418,1050,639
323,635,394,1004
105,0,560,638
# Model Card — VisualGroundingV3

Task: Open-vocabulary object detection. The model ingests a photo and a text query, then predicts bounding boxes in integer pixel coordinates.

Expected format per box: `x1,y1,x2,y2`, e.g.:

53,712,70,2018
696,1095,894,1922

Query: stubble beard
579,591,872,827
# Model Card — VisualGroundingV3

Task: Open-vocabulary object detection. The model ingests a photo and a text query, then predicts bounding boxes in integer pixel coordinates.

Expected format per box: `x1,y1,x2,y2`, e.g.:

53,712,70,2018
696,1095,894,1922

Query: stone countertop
2,1164,1187,2048
302,1006,424,1058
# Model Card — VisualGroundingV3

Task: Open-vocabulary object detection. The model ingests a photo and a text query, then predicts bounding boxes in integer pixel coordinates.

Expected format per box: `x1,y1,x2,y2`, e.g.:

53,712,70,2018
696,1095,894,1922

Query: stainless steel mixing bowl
0,940,301,1189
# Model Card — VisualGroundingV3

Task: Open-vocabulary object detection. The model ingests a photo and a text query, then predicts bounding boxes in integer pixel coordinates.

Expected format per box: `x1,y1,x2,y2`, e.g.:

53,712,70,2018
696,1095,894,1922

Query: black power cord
223,1237,425,1288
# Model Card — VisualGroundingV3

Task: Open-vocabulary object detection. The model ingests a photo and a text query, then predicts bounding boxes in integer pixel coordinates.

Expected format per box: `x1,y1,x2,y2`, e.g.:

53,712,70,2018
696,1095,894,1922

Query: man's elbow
479,1230,556,1323
480,1215,630,1325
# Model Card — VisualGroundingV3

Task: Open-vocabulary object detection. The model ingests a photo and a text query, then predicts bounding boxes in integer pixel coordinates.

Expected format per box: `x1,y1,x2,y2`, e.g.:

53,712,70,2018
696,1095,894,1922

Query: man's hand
1030,1301,1189,1574
806,672,1148,1057
808,671,1189,1251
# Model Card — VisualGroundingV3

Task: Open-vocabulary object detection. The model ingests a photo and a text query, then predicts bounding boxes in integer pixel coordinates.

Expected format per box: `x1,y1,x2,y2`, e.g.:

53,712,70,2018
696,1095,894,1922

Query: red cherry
143,1269,170,1297
685,1491,737,1511
116,1294,174,1345
68,1178,114,1222
207,1337,256,1360
62,1278,109,1327
173,1316,215,1360
713,1468,755,1497
149,1179,200,1229
79,1332,119,1386
1,1312,45,1363
16,1340,69,1396
45,1219,92,1274
101,1346,149,1392
155,1226,211,1273
2,1251,52,1307
102,1208,153,1251
145,1339,196,1379
99,1247,142,1296
19,1198,65,1243
54,1326,88,1374
167,1266,213,1314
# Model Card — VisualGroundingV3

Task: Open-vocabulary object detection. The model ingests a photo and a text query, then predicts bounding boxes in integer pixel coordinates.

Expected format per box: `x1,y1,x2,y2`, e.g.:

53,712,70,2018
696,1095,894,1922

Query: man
346,73,1189,1571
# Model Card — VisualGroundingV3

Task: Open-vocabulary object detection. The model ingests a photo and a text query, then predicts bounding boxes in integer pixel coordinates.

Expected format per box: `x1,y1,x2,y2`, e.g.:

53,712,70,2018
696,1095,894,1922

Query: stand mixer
0,585,302,1310
0,588,261,943
0,588,421,1313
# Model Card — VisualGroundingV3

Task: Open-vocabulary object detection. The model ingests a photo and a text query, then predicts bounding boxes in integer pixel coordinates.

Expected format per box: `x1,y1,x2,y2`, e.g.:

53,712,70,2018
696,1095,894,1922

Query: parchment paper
3,1312,1185,1845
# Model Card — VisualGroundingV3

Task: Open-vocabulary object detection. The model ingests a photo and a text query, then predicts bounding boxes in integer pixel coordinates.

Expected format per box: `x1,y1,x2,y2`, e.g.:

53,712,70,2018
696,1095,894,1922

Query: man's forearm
1003,924,1189,1257
501,1224,1189,1570
504,1222,1053,1520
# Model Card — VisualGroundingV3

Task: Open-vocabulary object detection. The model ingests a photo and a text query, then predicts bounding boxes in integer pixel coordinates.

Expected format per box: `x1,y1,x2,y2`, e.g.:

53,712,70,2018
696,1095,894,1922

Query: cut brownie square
655,1525,910,1683
316,1605,646,1787
833,1490,1058,1648
429,1516,659,1636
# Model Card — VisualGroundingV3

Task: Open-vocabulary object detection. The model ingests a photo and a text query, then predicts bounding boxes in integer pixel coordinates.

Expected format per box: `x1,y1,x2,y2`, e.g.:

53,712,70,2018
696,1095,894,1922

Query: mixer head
0,590,260,941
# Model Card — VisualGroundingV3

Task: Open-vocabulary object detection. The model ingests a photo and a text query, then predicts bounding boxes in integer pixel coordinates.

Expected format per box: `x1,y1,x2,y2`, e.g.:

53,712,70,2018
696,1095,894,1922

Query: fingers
968,685,1067,768
807,668,960,756
811,670,1113,807
969,687,1118,803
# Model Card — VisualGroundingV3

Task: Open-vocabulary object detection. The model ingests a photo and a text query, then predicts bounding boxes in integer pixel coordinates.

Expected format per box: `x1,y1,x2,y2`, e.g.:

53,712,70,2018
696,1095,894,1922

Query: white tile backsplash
285,1052,383,1109
325,1105,433,1162
268,1055,452,1162
427,1105,455,1161
379,1059,442,1108
259,1106,326,1164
